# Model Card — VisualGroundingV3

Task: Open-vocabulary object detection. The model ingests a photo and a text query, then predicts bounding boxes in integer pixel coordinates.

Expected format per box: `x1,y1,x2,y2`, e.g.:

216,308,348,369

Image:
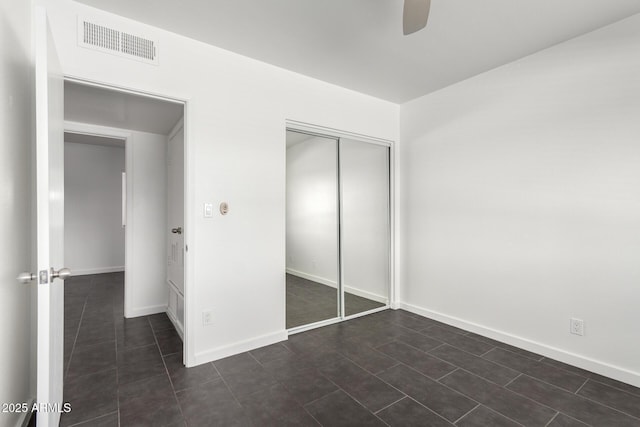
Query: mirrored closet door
286,131,340,328
286,129,391,331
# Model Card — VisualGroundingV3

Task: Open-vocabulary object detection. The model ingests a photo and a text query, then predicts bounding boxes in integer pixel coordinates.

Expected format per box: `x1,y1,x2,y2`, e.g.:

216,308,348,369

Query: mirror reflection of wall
286,131,339,328
285,129,391,330
341,139,390,316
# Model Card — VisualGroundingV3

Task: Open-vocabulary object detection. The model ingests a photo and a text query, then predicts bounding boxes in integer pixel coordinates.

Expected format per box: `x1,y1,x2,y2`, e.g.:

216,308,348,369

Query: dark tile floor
287,273,385,328
63,273,640,426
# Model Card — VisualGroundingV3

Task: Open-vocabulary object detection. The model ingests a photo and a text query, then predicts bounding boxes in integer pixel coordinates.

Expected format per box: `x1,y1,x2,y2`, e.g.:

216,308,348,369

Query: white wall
42,0,399,366
64,141,125,275
0,0,34,425
127,130,168,317
286,136,339,286
400,14,640,386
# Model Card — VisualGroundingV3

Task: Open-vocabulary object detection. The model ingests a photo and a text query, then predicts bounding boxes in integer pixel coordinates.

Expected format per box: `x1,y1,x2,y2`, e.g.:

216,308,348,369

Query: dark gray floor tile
483,347,586,392
377,364,476,422
376,397,453,426
214,352,262,376
148,312,175,332
376,341,456,379
589,374,640,397
119,357,167,386
421,325,494,356
547,413,590,426
540,358,592,378
341,374,406,413
373,309,440,331
238,383,319,426
430,344,519,386
177,378,249,426
69,412,119,427
304,390,386,426
577,379,640,419
463,333,544,361
164,353,219,392
117,343,161,366
223,365,279,398
154,327,183,355
116,322,156,350
318,357,372,384
119,374,184,426
275,367,338,405
441,369,556,426
60,369,117,426
67,341,116,378
455,405,521,427
249,342,293,363
74,319,115,349
507,375,640,426
390,328,444,353
338,342,398,375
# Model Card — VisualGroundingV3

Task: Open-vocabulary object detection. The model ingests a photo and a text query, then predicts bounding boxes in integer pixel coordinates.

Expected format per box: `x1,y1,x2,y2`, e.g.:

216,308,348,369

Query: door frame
62,76,194,366
285,120,397,335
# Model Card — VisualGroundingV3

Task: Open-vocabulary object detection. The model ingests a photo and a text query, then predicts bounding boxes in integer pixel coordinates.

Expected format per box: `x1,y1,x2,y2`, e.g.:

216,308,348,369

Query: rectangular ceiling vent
78,17,159,65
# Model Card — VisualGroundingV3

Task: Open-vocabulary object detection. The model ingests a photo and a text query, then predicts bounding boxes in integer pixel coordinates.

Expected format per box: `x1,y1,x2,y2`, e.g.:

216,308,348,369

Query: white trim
71,266,124,276
400,302,640,388
192,330,288,367
286,268,387,303
286,120,393,147
125,304,166,318
166,307,184,340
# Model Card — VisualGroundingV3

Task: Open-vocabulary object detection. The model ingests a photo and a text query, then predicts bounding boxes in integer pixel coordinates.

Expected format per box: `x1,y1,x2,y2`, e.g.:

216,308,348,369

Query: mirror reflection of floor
286,273,385,329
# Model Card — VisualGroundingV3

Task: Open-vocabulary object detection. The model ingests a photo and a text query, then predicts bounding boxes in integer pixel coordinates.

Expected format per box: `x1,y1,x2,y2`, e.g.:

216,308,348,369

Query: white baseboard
400,302,640,388
71,266,124,276
125,304,166,318
344,286,388,304
286,268,388,303
166,308,184,340
192,330,288,366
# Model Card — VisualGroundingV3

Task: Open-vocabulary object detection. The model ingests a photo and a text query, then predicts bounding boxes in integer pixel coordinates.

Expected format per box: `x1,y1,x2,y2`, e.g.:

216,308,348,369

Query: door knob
51,267,71,281
171,227,182,234
17,272,36,284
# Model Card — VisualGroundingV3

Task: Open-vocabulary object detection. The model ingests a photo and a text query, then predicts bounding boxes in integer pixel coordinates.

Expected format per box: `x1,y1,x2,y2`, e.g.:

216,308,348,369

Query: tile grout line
574,377,590,395
452,403,480,425
544,412,560,427
373,396,407,415
503,372,524,388
66,410,119,427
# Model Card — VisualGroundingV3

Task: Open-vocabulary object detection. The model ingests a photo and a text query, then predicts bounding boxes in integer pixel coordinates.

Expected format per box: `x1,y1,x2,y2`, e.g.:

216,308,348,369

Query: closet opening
286,124,394,333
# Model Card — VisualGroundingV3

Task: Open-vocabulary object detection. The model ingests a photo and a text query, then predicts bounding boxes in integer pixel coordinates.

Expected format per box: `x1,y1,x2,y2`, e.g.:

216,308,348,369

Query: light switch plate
204,203,213,218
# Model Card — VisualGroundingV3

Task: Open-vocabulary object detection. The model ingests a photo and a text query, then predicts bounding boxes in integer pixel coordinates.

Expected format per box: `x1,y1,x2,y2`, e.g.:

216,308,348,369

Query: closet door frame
286,121,396,335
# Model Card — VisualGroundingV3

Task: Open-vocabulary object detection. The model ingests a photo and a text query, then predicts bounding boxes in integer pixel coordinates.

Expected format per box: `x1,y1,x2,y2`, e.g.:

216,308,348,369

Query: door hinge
39,269,49,284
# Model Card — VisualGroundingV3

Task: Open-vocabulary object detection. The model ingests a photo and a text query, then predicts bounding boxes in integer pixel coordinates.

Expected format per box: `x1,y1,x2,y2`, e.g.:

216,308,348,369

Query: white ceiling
64,81,184,135
74,0,640,103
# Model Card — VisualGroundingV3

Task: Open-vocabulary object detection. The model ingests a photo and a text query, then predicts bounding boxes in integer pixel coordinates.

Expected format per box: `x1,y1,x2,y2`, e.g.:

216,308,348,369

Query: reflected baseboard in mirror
286,273,384,329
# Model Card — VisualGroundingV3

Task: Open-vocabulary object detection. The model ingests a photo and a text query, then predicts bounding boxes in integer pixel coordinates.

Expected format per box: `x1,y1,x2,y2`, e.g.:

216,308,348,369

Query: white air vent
78,17,159,65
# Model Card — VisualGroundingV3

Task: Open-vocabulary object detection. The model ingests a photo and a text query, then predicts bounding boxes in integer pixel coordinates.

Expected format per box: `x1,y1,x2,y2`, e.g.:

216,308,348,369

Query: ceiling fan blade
403,0,431,35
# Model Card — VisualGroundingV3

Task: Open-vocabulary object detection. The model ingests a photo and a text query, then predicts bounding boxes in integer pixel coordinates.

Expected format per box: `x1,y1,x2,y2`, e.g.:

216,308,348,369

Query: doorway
286,125,393,332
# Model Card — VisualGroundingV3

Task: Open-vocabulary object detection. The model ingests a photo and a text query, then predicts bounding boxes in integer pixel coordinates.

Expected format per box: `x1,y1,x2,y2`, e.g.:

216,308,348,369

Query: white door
35,8,66,427
167,122,184,294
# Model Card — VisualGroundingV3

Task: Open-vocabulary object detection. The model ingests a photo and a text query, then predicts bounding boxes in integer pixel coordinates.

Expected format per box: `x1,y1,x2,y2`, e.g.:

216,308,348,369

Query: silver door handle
51,267,71,281
17,272,36,283
171,227,182,234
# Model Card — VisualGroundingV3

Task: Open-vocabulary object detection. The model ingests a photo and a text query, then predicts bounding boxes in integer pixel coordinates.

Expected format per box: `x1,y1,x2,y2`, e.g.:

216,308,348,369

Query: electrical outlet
570,318,584,336
202,310,213,326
